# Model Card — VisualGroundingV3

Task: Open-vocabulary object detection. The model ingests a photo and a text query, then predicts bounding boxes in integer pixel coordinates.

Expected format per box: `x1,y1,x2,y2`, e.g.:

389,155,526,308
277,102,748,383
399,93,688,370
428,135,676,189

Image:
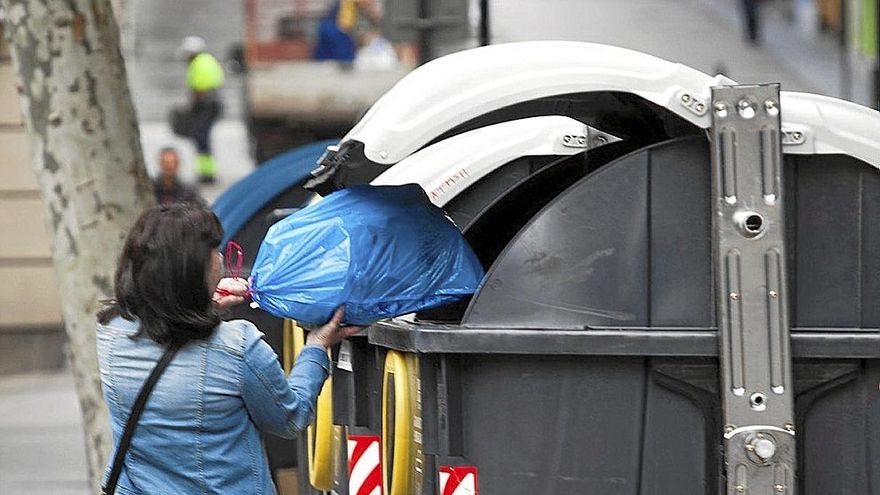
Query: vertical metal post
838,0,851,100
875,0,880,109
417,0,431,64
710,84,796,495
479,0,490,46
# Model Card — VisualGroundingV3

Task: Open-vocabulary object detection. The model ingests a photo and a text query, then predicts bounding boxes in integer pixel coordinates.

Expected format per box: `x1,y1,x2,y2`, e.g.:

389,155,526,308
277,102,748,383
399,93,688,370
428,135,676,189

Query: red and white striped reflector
439,465,478,495
348,435,382,495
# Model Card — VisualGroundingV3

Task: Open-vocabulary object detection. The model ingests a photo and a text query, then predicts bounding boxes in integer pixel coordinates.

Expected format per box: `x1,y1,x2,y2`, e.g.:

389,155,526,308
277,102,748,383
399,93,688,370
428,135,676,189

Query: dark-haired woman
96,203,362,494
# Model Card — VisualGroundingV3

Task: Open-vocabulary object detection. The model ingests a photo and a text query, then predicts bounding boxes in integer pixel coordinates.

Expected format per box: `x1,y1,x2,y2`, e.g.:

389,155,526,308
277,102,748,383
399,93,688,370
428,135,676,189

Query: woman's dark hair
97,203,224,345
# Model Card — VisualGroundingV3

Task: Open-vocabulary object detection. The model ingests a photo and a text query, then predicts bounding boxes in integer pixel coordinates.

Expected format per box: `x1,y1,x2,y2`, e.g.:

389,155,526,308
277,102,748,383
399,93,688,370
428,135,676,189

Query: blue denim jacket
96,316,330,494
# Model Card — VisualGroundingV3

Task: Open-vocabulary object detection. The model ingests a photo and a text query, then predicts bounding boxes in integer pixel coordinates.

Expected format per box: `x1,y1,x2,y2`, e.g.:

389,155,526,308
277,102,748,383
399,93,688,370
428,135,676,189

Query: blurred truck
241,0,474,162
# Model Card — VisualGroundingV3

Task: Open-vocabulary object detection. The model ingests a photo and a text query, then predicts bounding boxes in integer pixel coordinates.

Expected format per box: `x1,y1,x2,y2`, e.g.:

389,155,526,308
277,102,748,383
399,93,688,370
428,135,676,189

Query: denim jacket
96,316,330,494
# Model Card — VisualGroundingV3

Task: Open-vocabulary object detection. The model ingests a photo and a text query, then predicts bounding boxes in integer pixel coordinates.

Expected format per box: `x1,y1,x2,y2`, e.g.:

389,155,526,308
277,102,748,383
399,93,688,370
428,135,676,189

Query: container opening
416,139,649,323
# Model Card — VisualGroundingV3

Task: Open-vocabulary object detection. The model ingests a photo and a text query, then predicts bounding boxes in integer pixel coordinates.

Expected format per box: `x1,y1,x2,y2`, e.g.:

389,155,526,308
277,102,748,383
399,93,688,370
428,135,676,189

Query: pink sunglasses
214,241,248,297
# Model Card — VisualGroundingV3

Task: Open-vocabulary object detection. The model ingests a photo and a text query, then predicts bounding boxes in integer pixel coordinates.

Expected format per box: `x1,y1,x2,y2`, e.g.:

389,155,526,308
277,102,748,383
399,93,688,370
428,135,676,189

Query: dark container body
338,136,880,494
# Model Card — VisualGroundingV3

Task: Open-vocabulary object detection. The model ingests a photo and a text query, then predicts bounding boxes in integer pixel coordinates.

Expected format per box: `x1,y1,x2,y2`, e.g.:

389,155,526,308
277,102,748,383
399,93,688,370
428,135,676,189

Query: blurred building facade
0,25,66,375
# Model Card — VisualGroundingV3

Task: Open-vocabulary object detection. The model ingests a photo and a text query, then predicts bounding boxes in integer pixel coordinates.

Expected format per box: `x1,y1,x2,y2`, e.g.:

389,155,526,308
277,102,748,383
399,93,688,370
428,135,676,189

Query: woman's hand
306,307,365,349
213,277,250,309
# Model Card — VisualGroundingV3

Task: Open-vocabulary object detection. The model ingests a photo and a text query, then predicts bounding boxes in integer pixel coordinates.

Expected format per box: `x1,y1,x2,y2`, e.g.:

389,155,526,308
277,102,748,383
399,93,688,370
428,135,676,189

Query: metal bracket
679,91,709,116
560,126,621,149
780,128,807,146
710,84,796,495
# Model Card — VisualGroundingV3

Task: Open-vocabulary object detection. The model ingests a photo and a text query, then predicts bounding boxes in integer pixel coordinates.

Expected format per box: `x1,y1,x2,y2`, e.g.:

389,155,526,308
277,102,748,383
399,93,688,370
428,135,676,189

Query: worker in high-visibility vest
178,36,224,183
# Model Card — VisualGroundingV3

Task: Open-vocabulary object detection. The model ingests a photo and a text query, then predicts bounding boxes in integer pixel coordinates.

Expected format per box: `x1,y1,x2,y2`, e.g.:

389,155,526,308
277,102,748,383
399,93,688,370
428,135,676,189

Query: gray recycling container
321,105,880,494
328,134,880,494
298,43,880,495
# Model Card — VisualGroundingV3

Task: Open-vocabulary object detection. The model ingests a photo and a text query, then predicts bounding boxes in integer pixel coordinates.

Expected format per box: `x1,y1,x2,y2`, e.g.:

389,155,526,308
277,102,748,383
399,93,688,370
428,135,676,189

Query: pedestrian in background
178,36,223,183
153,147,203,206
96,204,363,494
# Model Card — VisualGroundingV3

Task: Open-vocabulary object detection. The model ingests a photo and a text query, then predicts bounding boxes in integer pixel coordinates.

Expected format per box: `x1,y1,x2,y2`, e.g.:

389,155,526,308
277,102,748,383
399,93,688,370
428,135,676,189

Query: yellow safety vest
186,53,224,93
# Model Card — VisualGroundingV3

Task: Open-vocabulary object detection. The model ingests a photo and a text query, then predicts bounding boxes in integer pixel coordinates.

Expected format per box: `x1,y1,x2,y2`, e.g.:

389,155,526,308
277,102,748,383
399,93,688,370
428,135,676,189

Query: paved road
0,0,850,492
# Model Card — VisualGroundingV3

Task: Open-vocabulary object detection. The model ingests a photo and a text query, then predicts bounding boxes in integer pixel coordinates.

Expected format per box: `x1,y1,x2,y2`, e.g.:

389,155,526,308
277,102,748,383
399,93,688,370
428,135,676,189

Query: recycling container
296,42,880,494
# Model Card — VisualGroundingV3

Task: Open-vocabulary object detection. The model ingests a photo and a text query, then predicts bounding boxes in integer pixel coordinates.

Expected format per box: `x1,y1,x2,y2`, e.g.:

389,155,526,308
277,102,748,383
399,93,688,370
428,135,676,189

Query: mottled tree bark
0,0,154,491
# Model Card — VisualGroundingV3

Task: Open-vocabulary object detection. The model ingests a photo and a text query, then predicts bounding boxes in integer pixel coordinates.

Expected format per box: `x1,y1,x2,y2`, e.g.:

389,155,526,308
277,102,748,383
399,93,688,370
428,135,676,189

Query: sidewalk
0,372,89,495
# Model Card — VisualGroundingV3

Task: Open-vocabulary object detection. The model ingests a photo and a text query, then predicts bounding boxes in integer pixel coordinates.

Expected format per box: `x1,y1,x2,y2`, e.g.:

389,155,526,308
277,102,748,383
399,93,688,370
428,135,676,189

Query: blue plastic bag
249,184,485,325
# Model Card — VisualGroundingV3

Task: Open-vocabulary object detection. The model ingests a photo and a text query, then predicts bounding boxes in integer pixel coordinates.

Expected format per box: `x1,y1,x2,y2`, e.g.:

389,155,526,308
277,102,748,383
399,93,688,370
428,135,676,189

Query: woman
96,203,361,494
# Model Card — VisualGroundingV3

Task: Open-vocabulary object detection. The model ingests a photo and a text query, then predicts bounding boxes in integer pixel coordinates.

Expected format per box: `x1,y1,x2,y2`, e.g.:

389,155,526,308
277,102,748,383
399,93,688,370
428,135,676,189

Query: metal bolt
737,98,757,119
750,436,777,461
736,485,745,493
563,135,571,143
792,131,803,141
765,99,780,116
714,102,729,118
775,485,785,493
577,137,586,145
681,93,692,103
784,422,795,432
725,424,736,434
768,290,778,298
695,102,705,113
729,292,739,301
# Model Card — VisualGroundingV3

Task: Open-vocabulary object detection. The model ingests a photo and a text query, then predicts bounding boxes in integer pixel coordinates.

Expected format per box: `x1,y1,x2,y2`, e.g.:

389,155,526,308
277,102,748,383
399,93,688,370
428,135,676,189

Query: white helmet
177,36,207,59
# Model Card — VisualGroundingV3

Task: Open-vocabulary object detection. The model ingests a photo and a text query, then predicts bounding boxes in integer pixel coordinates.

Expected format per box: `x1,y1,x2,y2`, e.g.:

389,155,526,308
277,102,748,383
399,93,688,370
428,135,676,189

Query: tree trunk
0,0,155,491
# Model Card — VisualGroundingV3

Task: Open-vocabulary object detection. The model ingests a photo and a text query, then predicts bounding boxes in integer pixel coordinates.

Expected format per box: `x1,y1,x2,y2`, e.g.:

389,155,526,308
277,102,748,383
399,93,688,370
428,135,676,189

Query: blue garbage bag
249,184,485,325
